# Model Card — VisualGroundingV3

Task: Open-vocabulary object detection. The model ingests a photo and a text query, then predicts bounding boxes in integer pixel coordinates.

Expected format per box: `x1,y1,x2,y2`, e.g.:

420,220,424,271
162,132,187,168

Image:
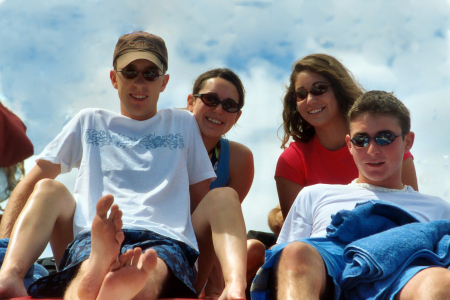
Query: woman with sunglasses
275,53,418,219
187,68,259,298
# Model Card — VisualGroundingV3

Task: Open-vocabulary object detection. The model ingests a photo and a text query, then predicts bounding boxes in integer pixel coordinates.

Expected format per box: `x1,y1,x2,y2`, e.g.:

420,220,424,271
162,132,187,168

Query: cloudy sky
1,0,450,253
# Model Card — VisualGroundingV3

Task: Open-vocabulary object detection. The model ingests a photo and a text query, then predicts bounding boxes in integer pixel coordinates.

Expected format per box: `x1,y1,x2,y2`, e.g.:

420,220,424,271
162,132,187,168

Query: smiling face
295,70,345,130
346,113,414,189
110,59,169,121
187,77,241,141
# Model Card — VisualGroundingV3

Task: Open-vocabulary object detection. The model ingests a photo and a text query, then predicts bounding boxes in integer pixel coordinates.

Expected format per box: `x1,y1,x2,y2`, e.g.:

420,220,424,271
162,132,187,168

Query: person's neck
202,136,220,155
354,177,405,191
315,119,348,151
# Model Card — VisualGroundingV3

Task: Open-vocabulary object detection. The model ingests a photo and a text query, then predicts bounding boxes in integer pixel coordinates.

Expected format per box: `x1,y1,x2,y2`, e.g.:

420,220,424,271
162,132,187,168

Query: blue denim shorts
28,229,199,298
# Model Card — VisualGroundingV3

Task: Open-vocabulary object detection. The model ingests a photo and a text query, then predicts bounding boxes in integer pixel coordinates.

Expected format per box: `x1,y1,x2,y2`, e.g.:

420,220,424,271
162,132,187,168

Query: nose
306,93,317,104
212,103,224,114
133,73,147,85
366,139,381,154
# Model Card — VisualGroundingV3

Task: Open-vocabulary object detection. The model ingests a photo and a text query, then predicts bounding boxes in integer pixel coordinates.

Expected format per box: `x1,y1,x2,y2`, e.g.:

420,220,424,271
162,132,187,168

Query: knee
34,178,66,195
203,187,240,212
247,239,266,267
400,267,450,300
31,179,72,206
417,268,450,299
279,242,321,271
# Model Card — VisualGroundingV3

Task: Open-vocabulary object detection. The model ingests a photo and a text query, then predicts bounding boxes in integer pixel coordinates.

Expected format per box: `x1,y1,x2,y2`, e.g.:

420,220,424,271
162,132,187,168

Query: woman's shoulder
228,140,254,175
228,140,253,160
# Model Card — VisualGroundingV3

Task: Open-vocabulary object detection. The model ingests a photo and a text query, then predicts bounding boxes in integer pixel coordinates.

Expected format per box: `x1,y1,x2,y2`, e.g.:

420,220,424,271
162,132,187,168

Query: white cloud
1,0,450,237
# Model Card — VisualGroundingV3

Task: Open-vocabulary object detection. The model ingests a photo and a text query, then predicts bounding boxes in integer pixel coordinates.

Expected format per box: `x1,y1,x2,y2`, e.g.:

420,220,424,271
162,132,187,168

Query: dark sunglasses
295,84,332,101
350,132,405,148
117,67,162,81
194,94,241,113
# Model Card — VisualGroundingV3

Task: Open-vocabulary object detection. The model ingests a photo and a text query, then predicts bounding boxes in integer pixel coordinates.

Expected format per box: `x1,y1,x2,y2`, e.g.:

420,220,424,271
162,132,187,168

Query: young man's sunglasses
350,132,405,148
295,84,332,101
194,94,241,113
117,67,162,81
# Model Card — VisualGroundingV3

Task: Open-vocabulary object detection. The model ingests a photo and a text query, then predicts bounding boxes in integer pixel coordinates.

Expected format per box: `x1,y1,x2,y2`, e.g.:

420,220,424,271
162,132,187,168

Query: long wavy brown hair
280,54,364,148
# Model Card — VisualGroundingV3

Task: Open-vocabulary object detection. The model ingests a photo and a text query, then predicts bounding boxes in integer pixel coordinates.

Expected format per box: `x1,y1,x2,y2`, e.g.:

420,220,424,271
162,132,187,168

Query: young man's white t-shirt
278,181,450,244
37,108,216,250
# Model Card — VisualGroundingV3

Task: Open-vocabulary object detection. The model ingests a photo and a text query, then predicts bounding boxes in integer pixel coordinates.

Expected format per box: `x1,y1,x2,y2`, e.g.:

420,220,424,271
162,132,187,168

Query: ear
110,70,118,90
187,94,195,112
160,74,170,92
404,131,415,153
346,134,353,154
234,110,242,124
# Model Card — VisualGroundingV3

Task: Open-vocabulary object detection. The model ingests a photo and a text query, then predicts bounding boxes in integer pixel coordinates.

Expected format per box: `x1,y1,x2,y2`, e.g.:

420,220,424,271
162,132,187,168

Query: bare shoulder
228,140,254,167
227,140,254,202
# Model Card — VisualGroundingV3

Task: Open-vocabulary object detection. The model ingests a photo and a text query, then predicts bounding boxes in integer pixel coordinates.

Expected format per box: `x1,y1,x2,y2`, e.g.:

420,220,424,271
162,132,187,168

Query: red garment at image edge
0,102,34,167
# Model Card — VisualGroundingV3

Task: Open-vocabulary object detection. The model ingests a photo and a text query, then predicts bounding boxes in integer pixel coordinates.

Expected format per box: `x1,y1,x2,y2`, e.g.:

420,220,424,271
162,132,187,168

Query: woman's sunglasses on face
295,84,332,101
117,67,163,81
194,94,241,113
350,132,405,148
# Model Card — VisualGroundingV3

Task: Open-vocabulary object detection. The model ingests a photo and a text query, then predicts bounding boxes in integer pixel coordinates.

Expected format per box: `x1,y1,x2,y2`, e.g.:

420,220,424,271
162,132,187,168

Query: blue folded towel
0,238,49,288
326,200,419,242
325,201,450,300
341,220,450,299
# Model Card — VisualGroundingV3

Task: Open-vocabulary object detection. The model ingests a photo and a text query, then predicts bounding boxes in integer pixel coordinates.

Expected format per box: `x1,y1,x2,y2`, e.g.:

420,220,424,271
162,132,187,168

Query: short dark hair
192,68,245,108
348,90,411,134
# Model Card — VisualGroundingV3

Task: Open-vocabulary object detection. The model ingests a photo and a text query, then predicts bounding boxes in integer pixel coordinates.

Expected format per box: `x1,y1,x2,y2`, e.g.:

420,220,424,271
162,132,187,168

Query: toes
141,249,158,273
118,252,129,267
96,194,114,218
115,231,125,245
131,248,142,266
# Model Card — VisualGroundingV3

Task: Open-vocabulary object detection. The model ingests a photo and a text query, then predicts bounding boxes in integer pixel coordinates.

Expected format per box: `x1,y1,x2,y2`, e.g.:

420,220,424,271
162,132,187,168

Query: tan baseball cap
113,31,168,72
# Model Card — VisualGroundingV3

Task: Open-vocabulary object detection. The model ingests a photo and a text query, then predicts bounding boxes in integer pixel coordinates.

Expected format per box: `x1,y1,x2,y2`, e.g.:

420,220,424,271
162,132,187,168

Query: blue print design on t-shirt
84,129,184,150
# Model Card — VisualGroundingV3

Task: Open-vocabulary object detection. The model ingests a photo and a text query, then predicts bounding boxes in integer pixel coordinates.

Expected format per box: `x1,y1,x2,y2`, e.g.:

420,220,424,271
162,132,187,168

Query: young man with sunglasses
251,90,450,300
0,31,248,300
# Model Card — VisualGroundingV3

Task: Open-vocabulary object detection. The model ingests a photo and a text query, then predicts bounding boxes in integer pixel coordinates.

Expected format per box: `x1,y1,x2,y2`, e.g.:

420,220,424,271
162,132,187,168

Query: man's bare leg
276,242,329,300
0,179,75,299
96,247,158,300
64,194,124,300
193,187,247,300
395,267,450,300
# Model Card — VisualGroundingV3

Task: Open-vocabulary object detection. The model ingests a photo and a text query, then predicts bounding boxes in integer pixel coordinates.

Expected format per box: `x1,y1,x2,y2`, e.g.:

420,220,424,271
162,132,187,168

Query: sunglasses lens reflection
296,84,330,101
198,94,240,113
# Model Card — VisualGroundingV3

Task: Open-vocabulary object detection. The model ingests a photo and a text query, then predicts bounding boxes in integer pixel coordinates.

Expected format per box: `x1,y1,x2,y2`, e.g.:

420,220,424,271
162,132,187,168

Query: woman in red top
275,54,418,218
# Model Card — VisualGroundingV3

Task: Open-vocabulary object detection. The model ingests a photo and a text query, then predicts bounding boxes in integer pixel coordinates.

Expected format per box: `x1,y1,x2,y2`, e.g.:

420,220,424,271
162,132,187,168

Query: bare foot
96,248,157,300
0,273,28,299
76,194,124,300
218,278,246,300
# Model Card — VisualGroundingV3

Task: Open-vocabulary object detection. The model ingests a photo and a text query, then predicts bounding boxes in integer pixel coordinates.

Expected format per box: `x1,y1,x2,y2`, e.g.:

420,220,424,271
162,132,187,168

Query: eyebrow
202,92,239,103
296,81,329,90
352,130,398,136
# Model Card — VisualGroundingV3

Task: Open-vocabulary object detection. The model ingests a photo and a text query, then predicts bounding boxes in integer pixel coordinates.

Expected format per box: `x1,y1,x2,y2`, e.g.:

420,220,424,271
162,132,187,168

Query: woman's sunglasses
350,132,405,148
117,67,162,81
295,84,332,101
194,94,241,113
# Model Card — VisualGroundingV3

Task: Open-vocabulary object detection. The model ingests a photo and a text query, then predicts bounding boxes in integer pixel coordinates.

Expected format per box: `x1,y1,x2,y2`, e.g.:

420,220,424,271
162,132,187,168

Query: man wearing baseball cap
0,31,247,300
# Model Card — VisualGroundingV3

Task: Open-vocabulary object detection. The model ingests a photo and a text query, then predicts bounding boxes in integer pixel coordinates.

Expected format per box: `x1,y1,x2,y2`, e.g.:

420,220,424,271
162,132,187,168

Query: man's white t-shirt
278,182,450,244
37,108,216,250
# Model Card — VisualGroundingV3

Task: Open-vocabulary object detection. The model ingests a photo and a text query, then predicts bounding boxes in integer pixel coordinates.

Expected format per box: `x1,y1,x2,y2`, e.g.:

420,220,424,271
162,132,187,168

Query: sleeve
0,102,34,167
185,115,216,185
277,188,313,243
275,143,307,186
403,150,413,161
36,111,85,173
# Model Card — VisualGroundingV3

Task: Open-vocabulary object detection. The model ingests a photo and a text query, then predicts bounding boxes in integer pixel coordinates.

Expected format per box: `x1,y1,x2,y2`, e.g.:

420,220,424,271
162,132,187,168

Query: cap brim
116,52,164,72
